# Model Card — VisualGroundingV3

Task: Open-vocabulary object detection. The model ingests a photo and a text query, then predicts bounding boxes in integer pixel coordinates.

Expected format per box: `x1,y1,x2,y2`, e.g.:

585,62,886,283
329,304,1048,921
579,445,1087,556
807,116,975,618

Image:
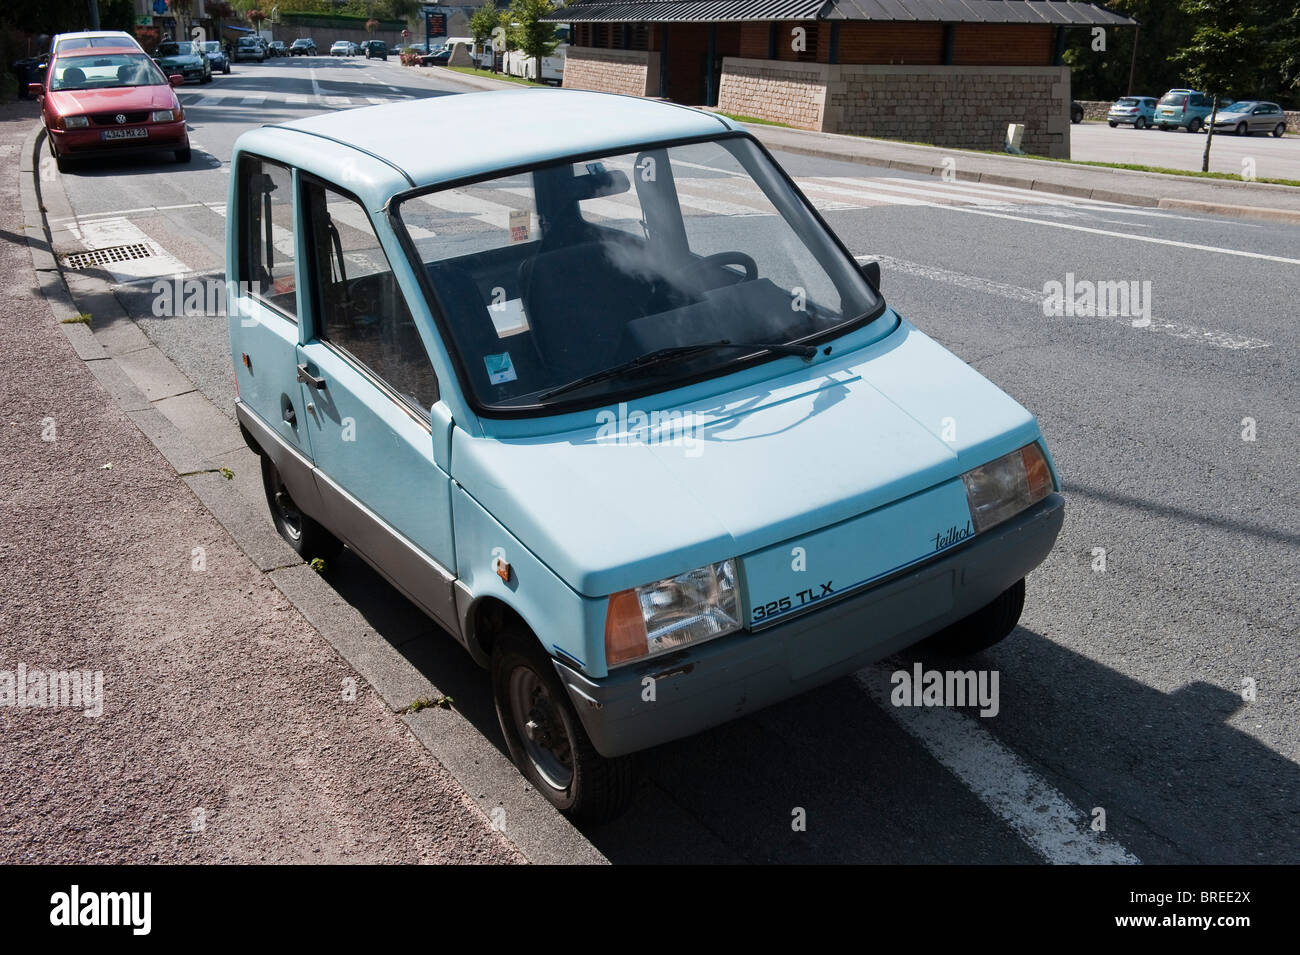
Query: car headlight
961,443,1054,533
63,115,89,129
151,109,175,123
605,560,740,666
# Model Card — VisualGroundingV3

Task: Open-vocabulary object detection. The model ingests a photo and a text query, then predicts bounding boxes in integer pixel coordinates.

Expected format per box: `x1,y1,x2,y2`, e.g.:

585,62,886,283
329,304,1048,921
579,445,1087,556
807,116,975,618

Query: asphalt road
1072,119,1300,180
46,56,1300,864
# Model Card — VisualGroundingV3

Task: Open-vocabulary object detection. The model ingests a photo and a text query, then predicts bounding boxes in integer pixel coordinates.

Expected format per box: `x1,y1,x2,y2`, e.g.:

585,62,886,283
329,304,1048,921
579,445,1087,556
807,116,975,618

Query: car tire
1273,123,1286,138
224,62,230,74
1108,120,1117,127
259,454,343,563
492,625,633,822
925,578,1026,656
1236,121,1248,136
1187,118,1203,134
54,149,70,173
174,146,191,163
1135,116,1148,129
201,69,212,84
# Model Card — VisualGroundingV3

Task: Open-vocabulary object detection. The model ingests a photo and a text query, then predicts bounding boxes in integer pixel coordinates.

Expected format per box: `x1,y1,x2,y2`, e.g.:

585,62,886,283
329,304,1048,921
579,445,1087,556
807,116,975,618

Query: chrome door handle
296,364,327,390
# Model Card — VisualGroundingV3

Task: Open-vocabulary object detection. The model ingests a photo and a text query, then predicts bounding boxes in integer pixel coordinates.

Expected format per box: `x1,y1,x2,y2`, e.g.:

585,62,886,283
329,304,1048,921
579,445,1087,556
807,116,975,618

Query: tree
507,0,558,82
470,2,499,69
1172,0,1270,171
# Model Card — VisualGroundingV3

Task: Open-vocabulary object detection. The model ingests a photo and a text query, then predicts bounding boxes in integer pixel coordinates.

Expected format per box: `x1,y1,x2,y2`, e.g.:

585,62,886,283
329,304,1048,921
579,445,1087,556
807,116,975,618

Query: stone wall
562,46,661,98
716,58,829,128
828,64,1070,158
719,59,1070,157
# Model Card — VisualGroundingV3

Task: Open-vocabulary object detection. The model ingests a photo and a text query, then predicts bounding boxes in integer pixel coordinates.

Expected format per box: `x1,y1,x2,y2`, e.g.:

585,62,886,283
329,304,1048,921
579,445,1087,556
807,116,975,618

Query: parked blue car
1107,95,1157,129
225,90,1064,820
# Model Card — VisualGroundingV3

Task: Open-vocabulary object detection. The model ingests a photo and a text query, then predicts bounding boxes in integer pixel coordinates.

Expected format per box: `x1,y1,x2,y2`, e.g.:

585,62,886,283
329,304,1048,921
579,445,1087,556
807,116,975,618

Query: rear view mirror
28,82,43,98
169,74,184,87
861,260,881,291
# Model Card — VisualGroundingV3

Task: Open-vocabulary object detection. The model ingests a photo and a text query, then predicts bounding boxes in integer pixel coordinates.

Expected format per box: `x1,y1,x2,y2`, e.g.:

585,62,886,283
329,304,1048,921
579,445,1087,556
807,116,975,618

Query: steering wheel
681,251,758,288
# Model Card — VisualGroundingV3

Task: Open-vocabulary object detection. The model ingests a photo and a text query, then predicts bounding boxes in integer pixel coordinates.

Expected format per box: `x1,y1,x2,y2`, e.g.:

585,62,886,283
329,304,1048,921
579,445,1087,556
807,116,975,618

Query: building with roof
542,0,1135,157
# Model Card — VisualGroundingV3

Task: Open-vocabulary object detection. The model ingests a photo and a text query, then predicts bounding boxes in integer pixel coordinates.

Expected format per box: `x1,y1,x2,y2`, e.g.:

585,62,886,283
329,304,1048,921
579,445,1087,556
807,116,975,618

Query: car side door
295,173,459,631
228,153,326,518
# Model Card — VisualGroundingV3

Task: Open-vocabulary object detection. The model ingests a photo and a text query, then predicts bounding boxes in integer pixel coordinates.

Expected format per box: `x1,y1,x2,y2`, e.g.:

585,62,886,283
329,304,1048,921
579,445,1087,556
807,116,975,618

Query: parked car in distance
290,38,317,56
1154,89,1228,132
153,40,211,84
267,40,288,57
420,46,452,66
1107,95,1157,128
235,36,266,63
34,45,189,172
1206,101,1288,137
225,90,1065,820
329,40,352,57
201,40,231,75
1071,101,1084,124
362,40,388,60
50,30,143,56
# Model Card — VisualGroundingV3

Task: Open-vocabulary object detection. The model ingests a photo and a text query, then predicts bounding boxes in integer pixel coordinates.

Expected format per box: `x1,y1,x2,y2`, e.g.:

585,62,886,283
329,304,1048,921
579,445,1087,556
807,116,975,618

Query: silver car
1107,96,1157,128
1208,101,1288,137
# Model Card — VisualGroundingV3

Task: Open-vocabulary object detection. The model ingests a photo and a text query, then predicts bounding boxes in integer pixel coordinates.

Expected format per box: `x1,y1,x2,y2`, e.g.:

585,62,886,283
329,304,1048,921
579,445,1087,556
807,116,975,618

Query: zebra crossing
176,91,406,109
51,167,1202,288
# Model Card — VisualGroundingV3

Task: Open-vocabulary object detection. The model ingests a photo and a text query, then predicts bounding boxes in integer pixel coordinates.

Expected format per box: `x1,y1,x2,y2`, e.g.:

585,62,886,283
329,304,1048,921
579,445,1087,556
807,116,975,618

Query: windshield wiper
537,339,818,402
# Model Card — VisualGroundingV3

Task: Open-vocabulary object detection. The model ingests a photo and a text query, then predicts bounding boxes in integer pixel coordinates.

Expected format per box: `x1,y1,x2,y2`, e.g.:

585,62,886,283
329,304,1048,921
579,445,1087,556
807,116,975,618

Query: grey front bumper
554,494,1064,758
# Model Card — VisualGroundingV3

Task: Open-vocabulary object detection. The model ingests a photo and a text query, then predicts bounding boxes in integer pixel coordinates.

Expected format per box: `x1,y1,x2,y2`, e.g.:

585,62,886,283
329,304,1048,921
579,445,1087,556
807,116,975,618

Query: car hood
453,318,1044,596
48,84,177,114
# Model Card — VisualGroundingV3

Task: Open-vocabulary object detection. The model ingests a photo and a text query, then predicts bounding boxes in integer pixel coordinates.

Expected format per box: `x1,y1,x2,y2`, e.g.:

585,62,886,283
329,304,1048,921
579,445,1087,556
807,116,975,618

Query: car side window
304,177,438,413
237,156,298,319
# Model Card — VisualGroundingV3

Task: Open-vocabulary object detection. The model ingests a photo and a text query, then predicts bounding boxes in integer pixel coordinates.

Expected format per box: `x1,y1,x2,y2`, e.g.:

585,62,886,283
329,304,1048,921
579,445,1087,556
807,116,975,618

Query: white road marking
240,95,265,105
904,198,1300,265
854,253,1272,350
856,665,1141,865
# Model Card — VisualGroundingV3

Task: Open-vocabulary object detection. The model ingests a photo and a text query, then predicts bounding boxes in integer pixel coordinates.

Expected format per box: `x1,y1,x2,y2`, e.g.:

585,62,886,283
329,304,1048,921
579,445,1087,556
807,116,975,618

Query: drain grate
62,243,154,270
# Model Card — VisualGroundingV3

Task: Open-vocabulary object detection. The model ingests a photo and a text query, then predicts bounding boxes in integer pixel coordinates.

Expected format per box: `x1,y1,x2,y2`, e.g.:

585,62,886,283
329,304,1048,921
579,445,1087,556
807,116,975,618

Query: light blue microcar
226,89,1065,820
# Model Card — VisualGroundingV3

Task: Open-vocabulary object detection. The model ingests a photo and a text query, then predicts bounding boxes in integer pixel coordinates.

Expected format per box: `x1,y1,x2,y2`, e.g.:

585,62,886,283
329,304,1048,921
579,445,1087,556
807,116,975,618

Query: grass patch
407,695,453,713
443,66,549,88
61,313,92,325
718,112,793,129
970,150,1300,187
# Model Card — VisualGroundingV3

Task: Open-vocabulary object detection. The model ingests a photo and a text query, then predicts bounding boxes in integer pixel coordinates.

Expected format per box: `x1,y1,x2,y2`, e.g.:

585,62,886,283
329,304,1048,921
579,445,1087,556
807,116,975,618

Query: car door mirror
861,260,881,291
169,74,184,87
27,82,43,98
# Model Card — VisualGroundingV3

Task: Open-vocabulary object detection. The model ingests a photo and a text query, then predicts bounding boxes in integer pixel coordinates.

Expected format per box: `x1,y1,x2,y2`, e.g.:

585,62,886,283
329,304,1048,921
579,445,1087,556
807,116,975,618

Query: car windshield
1116,98,1140,106
292,40,310,46
394,135,882,412
1226,101,1257,112
1159,93,1188,106
50,52,164,90
156,42,195,57
203,41,221,53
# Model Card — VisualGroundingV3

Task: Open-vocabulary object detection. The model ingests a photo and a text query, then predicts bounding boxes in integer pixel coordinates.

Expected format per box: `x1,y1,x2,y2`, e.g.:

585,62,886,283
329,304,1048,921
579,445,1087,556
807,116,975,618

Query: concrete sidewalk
0,99,526,864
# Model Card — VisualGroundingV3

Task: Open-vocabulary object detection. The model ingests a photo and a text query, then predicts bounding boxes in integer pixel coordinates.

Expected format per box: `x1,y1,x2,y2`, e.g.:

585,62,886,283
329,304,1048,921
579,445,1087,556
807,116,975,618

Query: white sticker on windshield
484,352,518,385
509,208,531,243
488,298,530,338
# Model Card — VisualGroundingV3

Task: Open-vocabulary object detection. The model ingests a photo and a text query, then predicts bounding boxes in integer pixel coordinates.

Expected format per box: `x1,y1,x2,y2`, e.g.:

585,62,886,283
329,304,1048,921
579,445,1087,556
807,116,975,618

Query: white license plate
101,128,148,141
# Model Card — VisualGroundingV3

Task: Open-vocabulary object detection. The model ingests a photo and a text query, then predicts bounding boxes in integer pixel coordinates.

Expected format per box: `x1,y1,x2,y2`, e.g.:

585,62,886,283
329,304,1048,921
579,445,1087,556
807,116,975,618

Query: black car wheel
1274,123,1286,138
1187,118,1203,133
1135,116,1148,129
1236,121,1248,136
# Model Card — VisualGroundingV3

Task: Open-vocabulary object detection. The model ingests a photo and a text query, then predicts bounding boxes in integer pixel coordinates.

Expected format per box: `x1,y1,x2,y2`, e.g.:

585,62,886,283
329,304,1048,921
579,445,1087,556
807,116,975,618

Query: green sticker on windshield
484,352,517,385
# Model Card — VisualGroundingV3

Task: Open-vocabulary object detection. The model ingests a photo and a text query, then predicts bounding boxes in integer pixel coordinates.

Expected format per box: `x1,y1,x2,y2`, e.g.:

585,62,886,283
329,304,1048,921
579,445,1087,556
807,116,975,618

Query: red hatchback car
33,45,190,172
